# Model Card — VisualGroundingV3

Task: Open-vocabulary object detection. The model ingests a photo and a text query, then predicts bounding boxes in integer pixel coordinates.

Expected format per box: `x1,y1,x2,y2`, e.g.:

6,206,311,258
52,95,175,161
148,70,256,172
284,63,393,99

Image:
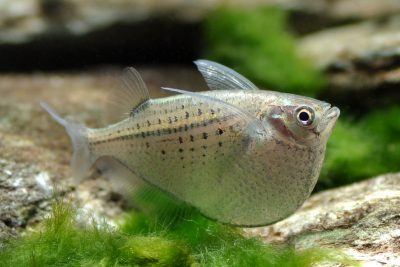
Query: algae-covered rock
246,173,400,266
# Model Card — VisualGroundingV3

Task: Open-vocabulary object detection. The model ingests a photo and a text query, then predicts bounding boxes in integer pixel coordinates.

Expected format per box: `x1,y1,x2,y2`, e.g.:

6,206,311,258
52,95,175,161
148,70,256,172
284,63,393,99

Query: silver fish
41,60,339,226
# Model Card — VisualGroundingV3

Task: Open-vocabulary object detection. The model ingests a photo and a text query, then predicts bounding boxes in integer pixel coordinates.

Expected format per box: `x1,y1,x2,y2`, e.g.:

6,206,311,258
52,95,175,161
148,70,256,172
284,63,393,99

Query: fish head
263,94,340,146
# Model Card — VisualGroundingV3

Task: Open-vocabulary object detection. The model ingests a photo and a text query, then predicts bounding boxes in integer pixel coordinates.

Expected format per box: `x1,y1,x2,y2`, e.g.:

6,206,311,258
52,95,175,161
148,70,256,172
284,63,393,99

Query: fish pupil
299,111,310,122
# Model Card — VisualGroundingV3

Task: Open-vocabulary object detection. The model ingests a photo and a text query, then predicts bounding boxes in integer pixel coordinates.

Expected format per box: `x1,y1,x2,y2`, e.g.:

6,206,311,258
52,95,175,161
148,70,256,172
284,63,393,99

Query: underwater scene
0,1,399,266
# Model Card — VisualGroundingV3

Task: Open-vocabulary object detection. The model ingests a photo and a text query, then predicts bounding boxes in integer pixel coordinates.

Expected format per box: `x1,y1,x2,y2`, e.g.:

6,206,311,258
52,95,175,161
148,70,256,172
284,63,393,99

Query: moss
320,106,400,187
0,194,356,267
121,236,192,267
204,7,325,96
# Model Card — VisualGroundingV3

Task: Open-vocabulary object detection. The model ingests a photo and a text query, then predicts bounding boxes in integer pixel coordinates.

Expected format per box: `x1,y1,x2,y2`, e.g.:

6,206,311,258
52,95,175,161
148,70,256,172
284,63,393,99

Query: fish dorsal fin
161,87,267,138
111,67,150,119
194,59,259,91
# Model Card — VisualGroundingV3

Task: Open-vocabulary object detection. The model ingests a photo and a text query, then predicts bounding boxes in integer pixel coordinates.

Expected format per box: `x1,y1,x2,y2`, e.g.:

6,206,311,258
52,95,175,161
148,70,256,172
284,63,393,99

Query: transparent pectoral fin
161,87,267,139
194,59,259,91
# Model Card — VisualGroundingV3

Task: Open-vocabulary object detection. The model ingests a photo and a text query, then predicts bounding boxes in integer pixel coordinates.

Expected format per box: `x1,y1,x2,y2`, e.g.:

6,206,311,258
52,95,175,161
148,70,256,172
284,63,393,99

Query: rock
298,16,400,109
2,0,400,70
245,173,400,266
0,0,206,44
282,0,400,33
0,66,206,242
0,0,204,70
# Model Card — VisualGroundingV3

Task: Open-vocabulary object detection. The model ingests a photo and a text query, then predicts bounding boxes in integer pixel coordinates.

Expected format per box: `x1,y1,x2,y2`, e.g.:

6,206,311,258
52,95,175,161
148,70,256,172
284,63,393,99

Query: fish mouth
314,105,340,136
326,106,340,120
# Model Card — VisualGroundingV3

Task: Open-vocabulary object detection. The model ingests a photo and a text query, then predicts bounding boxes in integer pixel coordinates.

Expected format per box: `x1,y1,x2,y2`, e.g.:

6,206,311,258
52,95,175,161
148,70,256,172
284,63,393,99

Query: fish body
42,60,339,226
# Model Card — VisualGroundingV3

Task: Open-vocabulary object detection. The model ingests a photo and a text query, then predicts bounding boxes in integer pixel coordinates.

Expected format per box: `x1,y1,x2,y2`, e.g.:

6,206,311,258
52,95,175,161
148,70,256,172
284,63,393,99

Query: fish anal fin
96,156,143,199
96,156,193,224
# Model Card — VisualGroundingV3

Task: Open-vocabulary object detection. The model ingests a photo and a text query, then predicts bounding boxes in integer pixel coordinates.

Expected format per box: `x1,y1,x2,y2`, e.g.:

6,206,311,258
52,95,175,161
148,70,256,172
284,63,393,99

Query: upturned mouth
326,106,340,119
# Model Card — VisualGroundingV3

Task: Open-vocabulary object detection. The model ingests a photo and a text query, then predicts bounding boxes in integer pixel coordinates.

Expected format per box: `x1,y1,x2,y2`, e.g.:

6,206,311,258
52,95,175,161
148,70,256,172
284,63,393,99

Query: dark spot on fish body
218,141,223,147
185,112,190,119
161,150,166,155
210,109,215,115
178,148,183,153
178,137,183,144
158,118,162,124
145,142,150,148
147,120,151,127
141,132,145,138
198,109,203,116
203,132,208,140
217,128,224,135
190,148,195,152
168,117,172,124
190,135,194,142
136,123,140,130
174,116,178,122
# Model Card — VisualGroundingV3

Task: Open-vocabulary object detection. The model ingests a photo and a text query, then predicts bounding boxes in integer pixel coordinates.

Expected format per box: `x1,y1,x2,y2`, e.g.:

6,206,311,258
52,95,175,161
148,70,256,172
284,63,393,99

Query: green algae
204,7,325,96
0,195,355,267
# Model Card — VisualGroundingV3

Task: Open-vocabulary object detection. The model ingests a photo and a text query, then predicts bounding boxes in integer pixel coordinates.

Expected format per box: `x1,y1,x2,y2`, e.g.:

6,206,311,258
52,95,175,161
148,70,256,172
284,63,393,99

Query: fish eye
296,107,315,127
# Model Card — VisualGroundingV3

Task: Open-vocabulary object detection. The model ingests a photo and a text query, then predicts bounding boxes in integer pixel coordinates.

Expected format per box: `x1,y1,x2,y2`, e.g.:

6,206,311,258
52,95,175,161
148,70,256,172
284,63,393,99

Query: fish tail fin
40,102,97,184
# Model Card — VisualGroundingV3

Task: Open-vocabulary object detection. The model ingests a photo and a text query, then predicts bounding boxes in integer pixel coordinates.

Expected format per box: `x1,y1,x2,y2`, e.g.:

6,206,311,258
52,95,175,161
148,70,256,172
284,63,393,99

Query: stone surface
298,15,400,109
0,66,206,242
245,173,400,266
2,0,399,45
2,0,399,43
2,0,400,70
0,0,207,44
283,0,400,20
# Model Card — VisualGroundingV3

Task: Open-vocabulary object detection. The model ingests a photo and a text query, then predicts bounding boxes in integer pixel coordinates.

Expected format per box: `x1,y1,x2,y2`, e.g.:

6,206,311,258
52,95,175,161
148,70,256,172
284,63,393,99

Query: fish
41,60,339,227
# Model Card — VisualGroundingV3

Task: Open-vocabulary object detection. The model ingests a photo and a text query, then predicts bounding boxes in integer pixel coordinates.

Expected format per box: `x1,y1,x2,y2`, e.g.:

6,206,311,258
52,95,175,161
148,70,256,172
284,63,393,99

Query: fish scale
41,60,339,226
